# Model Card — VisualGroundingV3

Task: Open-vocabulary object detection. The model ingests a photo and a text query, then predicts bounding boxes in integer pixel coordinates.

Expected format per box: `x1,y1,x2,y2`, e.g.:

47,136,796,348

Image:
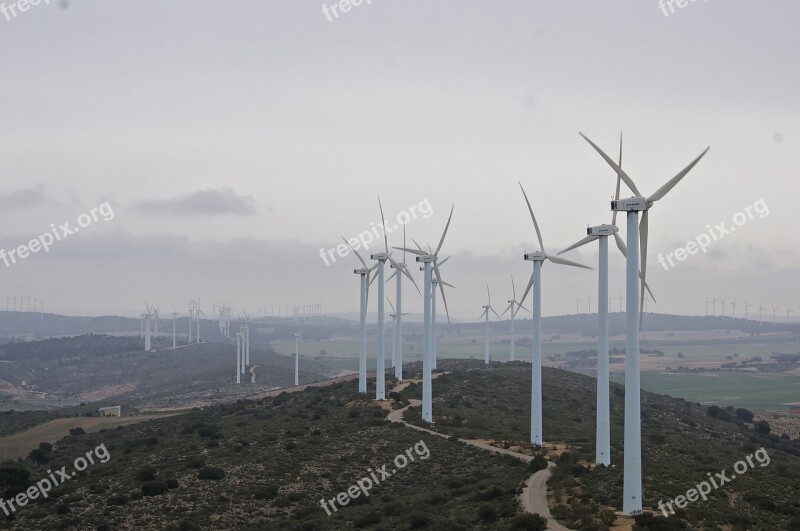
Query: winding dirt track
386,386,569,531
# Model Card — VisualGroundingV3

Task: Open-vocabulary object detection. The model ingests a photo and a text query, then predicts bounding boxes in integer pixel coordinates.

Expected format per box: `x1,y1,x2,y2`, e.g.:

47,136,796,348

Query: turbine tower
236,331,242,384
580,132,709,514
518,183,591,448
293,332,301,386
342,238,377,394
143,302,152,352
480,283,501,365
501,276,528,362
396,205,454,423
171,309,179,349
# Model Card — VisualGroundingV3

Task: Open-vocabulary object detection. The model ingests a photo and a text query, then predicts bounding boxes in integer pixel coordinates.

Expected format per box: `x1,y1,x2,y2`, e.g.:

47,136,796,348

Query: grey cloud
0,186,46,208
131,188,258,217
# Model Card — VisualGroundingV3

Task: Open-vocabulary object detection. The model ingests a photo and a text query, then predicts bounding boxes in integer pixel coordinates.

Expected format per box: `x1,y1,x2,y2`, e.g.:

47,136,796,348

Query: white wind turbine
293,332,301,386
501,276,529,362
773,306,780,327
580,132,709,514
517,183,591,448
558,135,654,466
480,283,501,365
412,242,454,372
386,225,420,380
396,205,454,423
386,298,410,377
242,310,251,368
342,238,378,395
143,302,153,352
186,301,195,342
171,309,179,348
744,301,752,321
235,329,243,384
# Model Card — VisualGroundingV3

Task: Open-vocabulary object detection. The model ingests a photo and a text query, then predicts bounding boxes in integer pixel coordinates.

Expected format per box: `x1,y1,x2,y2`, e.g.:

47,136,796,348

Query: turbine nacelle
611,197,648,212
415,255,435,264
354,267,370,275
371,252,390,261
524,251,547,262
587,224,618,236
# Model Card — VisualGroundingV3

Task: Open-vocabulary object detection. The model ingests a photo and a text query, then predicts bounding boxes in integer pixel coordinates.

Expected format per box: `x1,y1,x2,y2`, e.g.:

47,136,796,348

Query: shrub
511,513,547,530
754,420,771,435
198,466,225,480
69,427,86,436
141,481,169,497
477,504,498,522
107,494,128,506
166,478,179,489
409,513,431,529
187,456,205,469
134,465,157,482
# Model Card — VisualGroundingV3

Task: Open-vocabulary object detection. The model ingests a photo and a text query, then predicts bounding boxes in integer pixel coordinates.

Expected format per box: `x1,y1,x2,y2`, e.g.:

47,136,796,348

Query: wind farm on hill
2,2,799,529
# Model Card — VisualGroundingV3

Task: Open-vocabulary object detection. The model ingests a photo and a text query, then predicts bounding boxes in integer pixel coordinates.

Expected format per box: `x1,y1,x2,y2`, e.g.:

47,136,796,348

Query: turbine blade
558,235,599,255
386,270,399,282
547,254,592,269
401,266,422,295
491,307,501,319
612,133,623,226
342,236,367,267
579,132,642,197
377,196,389,253
516,303,530,314
501,302,512,316
434,205,455,256
511,275,517,300
486,282,491,306
614,232,627,258
394,246,425,256
519,273,534,306
518,182,545,251
648,147,710,203
386,296,396,314
436,273,451,323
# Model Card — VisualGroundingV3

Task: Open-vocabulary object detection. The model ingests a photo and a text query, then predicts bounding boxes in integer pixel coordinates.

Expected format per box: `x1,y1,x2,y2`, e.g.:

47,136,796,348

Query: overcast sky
1,0,798,319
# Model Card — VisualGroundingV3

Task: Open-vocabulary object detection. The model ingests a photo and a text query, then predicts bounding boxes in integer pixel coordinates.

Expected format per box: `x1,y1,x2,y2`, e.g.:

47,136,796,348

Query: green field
611,371,800,410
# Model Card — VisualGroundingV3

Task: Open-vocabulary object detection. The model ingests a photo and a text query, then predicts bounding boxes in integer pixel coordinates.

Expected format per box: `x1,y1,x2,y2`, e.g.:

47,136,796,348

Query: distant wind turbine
342,237,377,394
501,276,528,362
395,205,454,423
480,283,501,365
517,182,591,448
386,225,421,380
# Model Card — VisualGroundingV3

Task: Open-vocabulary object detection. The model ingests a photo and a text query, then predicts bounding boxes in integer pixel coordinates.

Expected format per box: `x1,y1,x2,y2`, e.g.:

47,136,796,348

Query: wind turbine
171,309,179,348
730,299,737,319
423,250,453,372
480,283,501,365
387,297,409,374
501,276,528,362
143,302,152,352
293,332,301,386
786,307,793,324
772,306,780,327
517,183,591,448
242,310,251,368
759,303,765,325
186,301,195,342
580,132,709,514
744,301,752,321
342,237,377,395
559,135,655,465
235,330,243,384
386,225,420,380
395,205,454,423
